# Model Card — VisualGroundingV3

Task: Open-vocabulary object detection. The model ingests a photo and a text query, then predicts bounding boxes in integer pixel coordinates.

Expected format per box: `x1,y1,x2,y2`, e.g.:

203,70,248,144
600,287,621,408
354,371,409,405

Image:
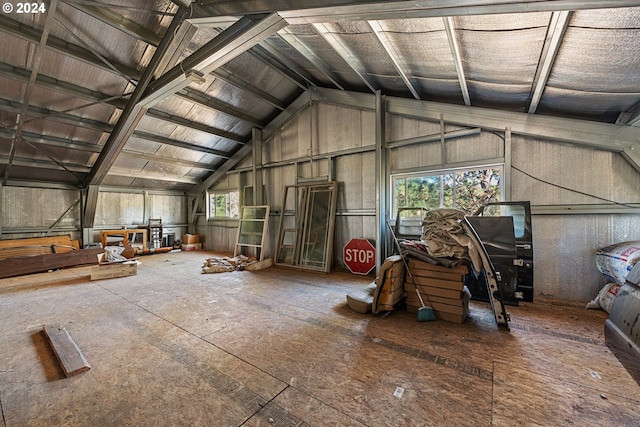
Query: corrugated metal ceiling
0,0,638,192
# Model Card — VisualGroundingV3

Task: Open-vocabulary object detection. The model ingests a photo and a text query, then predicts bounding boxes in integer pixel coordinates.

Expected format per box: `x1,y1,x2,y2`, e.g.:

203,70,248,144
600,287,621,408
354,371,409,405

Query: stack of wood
0,235,102,279
404,258,471,323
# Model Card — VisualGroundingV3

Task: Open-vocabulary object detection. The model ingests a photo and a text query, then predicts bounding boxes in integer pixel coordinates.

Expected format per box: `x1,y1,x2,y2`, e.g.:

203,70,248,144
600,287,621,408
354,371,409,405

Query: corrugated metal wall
93,191,188,244
512,138,640,301
1,186,80,240
205,101,640,302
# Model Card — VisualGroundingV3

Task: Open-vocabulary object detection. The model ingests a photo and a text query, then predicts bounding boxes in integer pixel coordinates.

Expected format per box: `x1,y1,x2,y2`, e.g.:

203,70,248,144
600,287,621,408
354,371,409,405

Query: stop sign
343,238,376,275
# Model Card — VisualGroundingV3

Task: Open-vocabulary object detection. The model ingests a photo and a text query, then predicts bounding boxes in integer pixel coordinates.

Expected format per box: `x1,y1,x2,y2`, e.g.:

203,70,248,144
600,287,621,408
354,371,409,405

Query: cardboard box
181,243,202,251
183,234,200,244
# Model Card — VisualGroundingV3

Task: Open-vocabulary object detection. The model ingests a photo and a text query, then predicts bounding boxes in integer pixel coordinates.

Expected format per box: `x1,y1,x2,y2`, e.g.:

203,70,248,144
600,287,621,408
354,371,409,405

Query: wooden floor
0,250,638,426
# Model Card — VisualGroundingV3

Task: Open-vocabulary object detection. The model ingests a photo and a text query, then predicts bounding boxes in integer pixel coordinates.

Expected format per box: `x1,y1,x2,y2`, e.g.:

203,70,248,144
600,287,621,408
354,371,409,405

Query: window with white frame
208,190,240,219
391,165,503,217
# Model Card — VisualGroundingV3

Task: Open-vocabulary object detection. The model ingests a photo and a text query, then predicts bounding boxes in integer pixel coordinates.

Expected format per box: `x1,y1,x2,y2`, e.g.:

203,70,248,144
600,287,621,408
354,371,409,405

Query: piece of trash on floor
590,370,602,379
393,386,405,398
201,255,273,273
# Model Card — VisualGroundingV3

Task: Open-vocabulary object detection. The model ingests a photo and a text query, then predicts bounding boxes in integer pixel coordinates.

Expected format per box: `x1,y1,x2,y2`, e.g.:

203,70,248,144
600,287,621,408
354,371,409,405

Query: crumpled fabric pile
202,255,273,273
420,208,482,271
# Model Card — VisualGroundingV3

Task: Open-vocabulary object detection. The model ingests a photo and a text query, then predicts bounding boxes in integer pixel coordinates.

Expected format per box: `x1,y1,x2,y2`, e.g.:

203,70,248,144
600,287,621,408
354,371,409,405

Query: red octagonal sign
343,238,376,275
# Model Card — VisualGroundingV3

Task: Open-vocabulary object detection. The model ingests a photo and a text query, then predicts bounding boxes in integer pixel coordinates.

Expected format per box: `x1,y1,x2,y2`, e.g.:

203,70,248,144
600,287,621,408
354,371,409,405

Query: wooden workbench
100,229,147,251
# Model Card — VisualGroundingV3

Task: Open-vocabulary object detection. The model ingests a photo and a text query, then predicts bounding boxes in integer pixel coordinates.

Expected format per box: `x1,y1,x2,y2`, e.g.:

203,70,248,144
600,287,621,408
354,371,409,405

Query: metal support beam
66,2,163,46
85,5,194,186
190,143,254,196
504,127,512,200
4,0,58,185
106,168,200,184
386,127,481,148
145,109,248,143
274,1,640,24
277,27,345,90
616,100,640,126
212,68,288,111
375,90,387,271
249,43,314,90
312,87,640,170
0,97,112,132
263,90,312,141
82,184,100,229
443,16,471,106
132,130,230,159
176,87,265,127
368,20,420,100
252,128,263,205
528,11,571,114
141,14,288,106
312,22,378,93
0,14,141,79
0,61,127,109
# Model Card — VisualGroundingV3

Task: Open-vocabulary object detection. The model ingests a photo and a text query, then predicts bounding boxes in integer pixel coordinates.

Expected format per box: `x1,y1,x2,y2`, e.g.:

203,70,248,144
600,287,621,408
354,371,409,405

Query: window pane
392,166,502,217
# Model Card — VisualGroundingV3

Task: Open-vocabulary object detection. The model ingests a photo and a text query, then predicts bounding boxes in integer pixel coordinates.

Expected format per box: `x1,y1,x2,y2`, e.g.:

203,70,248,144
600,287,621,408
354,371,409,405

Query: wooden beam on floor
90,261,137,281
0,247,103,279
43,324,90,377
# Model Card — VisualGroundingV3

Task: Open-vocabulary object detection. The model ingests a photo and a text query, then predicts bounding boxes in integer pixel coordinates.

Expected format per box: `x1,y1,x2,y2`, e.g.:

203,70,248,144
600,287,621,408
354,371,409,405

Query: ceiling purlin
0,97,111,132
368,20,420,100
443,17,470,106
0,14,142,79
247,43,314,90
176,88,266,128
63,1,163,46
528,11,571,114
145,109,248,143
132,130,231,159
212,67,288,110
0,61,128,109
85,4,195,187
277,27,345,90
193,0,640,23
312,22,378,93
4,0,59,184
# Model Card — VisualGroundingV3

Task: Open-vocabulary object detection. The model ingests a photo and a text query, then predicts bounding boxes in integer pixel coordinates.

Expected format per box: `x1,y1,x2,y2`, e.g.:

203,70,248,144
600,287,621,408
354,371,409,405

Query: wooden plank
410,267,465,282
91,262,138,281
43,324,90,377
405,282,463,299
407,258,468,274
406,275,465,291
0,248,103,279
0,235,77,249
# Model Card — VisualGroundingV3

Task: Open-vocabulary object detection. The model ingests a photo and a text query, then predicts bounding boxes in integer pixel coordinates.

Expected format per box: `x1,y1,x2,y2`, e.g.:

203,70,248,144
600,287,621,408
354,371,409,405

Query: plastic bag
595,241,640,285
586,282,621,313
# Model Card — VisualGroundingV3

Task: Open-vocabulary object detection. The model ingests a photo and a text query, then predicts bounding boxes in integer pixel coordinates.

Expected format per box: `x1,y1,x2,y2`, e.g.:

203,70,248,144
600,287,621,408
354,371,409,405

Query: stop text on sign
344,248,374,264
343,238,376,275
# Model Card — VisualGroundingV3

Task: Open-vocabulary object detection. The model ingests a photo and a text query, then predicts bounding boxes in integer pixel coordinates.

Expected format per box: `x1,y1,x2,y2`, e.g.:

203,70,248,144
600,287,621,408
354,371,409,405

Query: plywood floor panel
0,250,638,426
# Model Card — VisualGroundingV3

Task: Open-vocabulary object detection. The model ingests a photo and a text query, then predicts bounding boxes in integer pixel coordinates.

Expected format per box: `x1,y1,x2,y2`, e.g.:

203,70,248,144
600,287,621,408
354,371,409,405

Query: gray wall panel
201,100,639,301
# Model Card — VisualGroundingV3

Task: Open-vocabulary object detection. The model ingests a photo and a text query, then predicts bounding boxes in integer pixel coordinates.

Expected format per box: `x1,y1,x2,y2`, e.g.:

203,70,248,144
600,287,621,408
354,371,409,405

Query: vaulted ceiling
1,0,639,192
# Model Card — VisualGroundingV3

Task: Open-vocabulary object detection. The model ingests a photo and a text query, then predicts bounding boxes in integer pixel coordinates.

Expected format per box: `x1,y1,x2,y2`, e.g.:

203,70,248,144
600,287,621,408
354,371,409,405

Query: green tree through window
393,167,501,216
208,190,240,218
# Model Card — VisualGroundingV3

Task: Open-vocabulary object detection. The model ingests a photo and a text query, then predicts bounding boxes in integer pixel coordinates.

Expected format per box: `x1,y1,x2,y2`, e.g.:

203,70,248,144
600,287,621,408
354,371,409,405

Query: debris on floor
202,255,273,273
43,324,90,377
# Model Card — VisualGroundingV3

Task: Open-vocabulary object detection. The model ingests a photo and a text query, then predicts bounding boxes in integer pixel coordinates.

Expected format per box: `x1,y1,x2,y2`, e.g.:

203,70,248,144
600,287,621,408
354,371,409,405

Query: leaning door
474,201,534,302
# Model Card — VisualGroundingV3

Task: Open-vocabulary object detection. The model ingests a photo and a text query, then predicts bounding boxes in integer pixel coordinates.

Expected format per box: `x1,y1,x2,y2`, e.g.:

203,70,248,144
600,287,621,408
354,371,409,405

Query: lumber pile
0,235,80,260
0,247,103,279
404,258,471,323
